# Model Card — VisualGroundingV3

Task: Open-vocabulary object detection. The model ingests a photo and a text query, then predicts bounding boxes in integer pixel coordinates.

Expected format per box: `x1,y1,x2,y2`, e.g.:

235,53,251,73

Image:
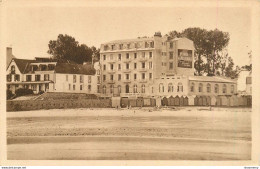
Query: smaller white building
6,57,101,95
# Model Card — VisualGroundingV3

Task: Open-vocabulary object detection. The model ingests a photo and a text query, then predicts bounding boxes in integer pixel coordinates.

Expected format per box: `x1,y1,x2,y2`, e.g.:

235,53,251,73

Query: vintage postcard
0,0,259,166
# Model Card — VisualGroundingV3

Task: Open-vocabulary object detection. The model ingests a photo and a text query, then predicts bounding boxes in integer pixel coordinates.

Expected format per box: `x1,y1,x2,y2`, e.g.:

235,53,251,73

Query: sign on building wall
178,49,192,68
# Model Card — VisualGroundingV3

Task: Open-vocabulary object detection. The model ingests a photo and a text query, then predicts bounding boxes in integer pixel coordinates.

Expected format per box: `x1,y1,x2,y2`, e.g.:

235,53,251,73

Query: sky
2,0,252,66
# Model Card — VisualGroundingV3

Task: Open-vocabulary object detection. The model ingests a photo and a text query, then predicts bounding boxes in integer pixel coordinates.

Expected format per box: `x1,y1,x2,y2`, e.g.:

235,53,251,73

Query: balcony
138,68,147,72
123,79,131,83
122,69,131,73
123,59,132,63
107,59,116,63
139,79,147,83
139,57,147,62
107,80,115,84
107,69,116,74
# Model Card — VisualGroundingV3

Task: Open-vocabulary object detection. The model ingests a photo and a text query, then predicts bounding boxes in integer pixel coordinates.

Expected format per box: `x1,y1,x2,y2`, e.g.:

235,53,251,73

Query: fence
7,98,112,112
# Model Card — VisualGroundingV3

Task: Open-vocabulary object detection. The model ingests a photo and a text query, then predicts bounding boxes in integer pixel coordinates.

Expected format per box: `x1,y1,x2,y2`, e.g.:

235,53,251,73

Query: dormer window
11,65,15,74
111,44,115,50
119,44,123,50
127,44,130,49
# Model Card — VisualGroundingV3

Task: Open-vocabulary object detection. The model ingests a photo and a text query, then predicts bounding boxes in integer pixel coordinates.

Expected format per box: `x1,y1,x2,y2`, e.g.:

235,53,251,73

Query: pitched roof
9,58,38,73
105,37,154,44
188,76,236,83
55,62,96,75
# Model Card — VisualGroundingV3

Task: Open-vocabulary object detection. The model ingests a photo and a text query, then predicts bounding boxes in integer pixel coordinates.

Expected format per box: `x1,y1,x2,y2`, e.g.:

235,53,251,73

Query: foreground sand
7,107,251,160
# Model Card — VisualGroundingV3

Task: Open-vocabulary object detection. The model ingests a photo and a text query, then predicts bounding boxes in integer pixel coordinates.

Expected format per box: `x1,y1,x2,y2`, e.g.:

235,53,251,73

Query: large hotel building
100,32,237,98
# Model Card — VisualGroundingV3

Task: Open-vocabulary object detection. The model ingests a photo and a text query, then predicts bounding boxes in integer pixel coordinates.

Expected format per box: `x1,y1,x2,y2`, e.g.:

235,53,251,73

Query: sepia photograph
0,0,259,166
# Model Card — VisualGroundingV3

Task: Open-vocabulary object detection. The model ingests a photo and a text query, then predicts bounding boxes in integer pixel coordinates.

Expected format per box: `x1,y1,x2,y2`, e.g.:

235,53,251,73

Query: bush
7,90,14,100
15,88,34,97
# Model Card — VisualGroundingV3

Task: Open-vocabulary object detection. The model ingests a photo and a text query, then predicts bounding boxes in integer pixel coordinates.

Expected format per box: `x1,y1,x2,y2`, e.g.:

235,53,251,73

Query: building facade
6,57,100,95
100,32,237,98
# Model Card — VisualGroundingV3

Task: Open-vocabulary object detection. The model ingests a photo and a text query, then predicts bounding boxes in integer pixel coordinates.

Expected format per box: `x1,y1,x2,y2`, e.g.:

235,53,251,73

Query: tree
48,34,99,64
224,57,240,79
241,50,252,71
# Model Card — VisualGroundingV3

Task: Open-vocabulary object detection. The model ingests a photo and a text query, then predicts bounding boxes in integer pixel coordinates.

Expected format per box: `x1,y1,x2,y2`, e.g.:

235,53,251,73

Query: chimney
6,47,14,68
154,31,162,37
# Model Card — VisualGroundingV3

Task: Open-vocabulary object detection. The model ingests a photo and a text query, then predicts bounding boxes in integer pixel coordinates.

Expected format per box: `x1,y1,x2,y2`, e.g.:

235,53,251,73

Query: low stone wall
7,99,111,112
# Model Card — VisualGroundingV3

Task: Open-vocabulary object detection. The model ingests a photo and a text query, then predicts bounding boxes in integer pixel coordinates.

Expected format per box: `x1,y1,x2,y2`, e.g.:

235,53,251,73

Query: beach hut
188,96,195,106
136,97,144,107
174,95,180,106
111,97,121,108
183,96,189,106
210,96,217,106
128,97,137,107
143,97,151,107
162,97,168,106
168,96,175,106
121,97,129,108
156,97,162,107
150,98,156,107
180,96,184,106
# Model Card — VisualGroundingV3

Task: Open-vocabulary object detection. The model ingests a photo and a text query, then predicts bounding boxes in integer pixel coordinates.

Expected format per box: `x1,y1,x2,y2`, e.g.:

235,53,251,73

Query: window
134,53,137,59
111,45,115,50
199,83,203,92
214,84,219,93
133,84,137,93
207,83,211,93
119,44,123,50
134,74,137,80
142,62,145,68
26,75,31,81
97,76,100,84
126,63,130,69
97,85,100,93
118,74,121,81
11,65,15,74
246,77,252,84
142,73,145,80
104,45,108,51
103,75,106,81
118,54,121,61
170,42,173,48
66,75,68,81
110,54,113,60
35,75,41,81
126,74,130,80
97,70,100,75
177,82,183,92
7,75,11,82
44,74,49,81
32,84,37,91
118,64,121,70
103,55,106,60
134,63,137,69
141,84,145,93
149,73,152,79
45,83,49,90
40,65,47,71
169,62,173,70
73,85,75,90
73,75,76,83
190,83,195,92
80,85,83,90
168,83,173,92
103,85,106,94
223,84,227,94
80,75,83,83
142,52,145,58
15,75,20,81
145,42,149,48
110,75,113,81
149,52,153,58
88,76,91,83
69,84,71,90
126,53,130,59
88,85,91,91
159,83,164,93
103,64,106,71
231,85,234,94
110,64,114,70
169,52,173,59
118,85,121,93
110,85,114,94
127,44,130,49
150,42,154,48
149,62,152,69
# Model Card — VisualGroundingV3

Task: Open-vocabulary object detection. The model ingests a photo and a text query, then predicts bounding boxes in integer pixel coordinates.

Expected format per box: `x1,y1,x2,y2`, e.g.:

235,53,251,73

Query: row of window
162,42,174,48
103,62,153,71
190,83,235,94
7,74,20,82
159,83,184,93
103,73,152,81
162,62,174,69
102,84,147,94
25,74,50,81
68,84,91,91
161,52,174,59
103,52,153,61
66,75,92,83
104,41,154,51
